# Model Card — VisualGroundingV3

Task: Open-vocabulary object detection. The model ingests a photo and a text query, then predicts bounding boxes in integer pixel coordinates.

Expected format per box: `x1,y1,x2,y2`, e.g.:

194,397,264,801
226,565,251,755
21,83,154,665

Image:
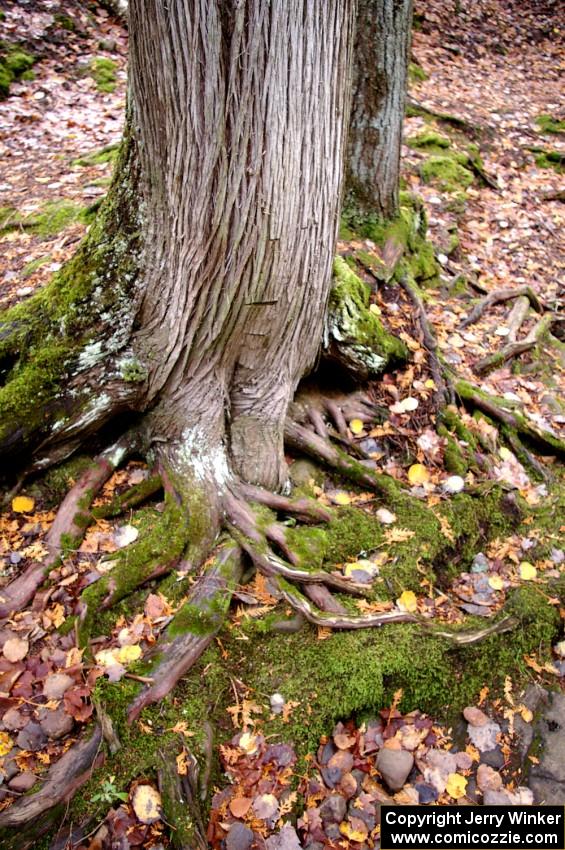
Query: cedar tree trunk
346,0,413,221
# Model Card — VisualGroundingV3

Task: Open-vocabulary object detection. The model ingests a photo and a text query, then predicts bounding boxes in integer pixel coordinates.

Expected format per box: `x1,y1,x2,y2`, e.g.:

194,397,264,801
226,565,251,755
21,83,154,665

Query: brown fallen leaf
3,637,29,663
132,784,162,824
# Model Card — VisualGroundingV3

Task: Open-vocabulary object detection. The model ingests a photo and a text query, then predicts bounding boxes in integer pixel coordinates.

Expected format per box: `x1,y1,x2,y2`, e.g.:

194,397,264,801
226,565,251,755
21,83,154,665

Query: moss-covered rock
406,130,451,151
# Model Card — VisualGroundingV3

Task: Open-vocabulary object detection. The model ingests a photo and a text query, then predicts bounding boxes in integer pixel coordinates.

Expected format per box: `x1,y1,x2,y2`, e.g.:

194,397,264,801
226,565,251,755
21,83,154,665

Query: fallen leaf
230,796,252,818
390,397,419,414
408,464,429,485
0,731,14,756
488,575,504,591
519,561,537,581
332,492,352,506
238,731,259,754
176,749,189,776
116,644,142,665
445,773,468,799
376,508,396,524
132,784,162,824
397,590,418,613
12,496,35,513
349,418,364,435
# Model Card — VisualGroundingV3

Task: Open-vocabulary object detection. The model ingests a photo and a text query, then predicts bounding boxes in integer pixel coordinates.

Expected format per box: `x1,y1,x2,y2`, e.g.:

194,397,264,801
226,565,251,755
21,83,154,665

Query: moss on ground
536,113,565,135
72,143,120,168
0,46,35,98
406,129,451,152
420,154,474,192
90,57,118,93
408,62,428,83
0,127,141,454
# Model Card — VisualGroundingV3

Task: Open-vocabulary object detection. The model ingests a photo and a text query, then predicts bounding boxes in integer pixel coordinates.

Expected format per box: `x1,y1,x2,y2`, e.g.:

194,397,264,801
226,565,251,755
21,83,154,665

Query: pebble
320,794,347,824
225,823,254,850
38,705,74,740
483,788,513,805
43,672,74,700
16,722,47,752
376,748,414,791
479,746,505,769
416,782,438,804
8,772,37,792
471,553,489,573
477,763,502,792
463,706,489,727
269,693,285,715
2,709,27,732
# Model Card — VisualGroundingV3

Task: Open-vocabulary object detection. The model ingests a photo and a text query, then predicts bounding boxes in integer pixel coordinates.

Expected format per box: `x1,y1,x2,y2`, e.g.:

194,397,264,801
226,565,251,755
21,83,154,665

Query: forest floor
0,1,563,849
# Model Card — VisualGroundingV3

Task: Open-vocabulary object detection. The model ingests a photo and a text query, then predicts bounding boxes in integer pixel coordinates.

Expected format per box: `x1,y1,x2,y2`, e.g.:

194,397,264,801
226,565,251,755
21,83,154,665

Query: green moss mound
420,155,474,192
90,57,118,93
73,143,120,168
406,129,451,151
0,46,35,98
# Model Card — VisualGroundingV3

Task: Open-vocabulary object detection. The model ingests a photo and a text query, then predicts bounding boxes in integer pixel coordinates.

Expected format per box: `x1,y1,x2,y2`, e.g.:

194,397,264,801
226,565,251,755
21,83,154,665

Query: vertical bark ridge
128,0,357,487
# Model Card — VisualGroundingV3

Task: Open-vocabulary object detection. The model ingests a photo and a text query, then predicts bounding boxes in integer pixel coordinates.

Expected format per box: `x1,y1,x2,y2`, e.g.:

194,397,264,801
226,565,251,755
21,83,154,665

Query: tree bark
346,0,413,221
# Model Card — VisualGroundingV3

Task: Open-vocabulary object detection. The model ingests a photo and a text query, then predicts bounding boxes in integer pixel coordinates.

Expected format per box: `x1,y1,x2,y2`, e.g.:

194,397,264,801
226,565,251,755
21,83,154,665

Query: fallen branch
475,313,553,375
460,285,542,329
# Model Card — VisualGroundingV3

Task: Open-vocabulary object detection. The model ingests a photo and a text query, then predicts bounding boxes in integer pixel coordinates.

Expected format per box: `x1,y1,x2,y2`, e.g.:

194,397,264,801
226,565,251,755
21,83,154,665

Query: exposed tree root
398,275,454,406
0,434,138,619
475,313,554,375
0,726,103,849
460,285,542,329
127,539,242,722
158,744,207,850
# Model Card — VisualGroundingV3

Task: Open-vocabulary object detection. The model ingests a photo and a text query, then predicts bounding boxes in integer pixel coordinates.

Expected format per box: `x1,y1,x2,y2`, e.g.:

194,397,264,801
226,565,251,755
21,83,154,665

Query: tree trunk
346,0,413,221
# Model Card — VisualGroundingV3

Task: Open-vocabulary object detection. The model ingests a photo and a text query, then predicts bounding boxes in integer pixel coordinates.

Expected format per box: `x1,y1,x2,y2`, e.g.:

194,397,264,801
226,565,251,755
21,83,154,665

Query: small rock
43,673,74,700
416,782,438,804
270,693,285,715
3,751,20,781
426,748,458,775
16,722,47,752
328,749,354,773
8,772,37,792
324,824,342,842
320,794,347,824
550,548,564,565
454,751,473,771
225,822,254,850
9,552,23,566
320,765,342,788
468,719,502,754
483,789,513,806
443,475,465,494
289,459,324,488
480,747,505,769
376,748,414,791
463,706,489,727
38,705,74,740
471,553,489,573
476,763,502,792
2,709,27,732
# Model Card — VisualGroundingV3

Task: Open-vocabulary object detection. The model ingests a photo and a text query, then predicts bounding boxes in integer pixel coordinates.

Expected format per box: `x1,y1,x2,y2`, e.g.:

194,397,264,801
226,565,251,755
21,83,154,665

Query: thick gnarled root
0,434,139,619
127,538,243,723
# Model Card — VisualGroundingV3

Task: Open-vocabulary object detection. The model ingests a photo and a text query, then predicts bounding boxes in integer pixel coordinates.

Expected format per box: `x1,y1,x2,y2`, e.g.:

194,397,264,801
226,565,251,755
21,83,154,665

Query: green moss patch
420,155,474,192
408,62,428,83
73,143,120,168
0,46,35,98
406,129,451,151
536,113,565,135
90,57,118,93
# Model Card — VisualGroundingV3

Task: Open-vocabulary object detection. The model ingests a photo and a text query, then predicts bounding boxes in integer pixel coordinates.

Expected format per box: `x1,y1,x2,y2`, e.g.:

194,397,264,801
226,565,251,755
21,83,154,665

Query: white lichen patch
77,341,105,372
178,427,231,492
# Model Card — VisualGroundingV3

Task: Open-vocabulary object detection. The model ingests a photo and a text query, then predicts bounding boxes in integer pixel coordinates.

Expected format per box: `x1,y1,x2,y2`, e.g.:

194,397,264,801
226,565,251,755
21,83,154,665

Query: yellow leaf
176,749,189,776
424,379,436,389
349,418,364,435
116,644,142,665
446,773,468,799
369,303,381,315
238,732,259,755
340,822,368,842
0,732,13,757
519,561,537,581
333,492,352,506
397,590,418,613
519,705,533,723
488,575,504,591
11,496,35,514
408,464,429,485
499,446,513,461
132,784,162,825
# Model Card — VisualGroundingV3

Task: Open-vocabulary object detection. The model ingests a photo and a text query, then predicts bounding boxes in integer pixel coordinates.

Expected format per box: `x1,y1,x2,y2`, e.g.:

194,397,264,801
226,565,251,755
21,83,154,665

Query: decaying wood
475,312,554,375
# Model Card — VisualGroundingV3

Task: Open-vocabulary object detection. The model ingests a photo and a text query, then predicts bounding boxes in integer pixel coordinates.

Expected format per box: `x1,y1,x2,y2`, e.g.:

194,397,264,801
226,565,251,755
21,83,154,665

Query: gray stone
320,793,347,824
288,459,324,489
467,719,500,752
16,722,47,752
376,748,414,791
225,823,254,850
528,690,565,804
483,789,513,806
8,772,37,792
38,705,74,740
2,709,27,732
265,825,301,850
471,553,489,573
43,673,74,700
480,748,504,769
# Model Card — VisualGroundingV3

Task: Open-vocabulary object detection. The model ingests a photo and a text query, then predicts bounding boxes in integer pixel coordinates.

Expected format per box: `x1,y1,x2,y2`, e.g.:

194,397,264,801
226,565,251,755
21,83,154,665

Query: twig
460,286,543,329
